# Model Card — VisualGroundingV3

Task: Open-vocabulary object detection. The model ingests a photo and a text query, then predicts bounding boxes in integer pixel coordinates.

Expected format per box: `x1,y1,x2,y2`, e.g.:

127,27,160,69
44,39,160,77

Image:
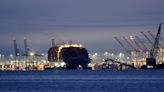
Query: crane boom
150,23,161,58
146,23,161,66
148,31,163,48
135,36,148,51
123,36,138,51
141,32,153,45
114,37,130,54
129,36,142,51
148,31,155,39
114,37,135,62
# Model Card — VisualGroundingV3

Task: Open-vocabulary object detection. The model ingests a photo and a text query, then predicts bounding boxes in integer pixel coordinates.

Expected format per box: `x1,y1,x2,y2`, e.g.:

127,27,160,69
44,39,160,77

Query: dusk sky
0,0,164,55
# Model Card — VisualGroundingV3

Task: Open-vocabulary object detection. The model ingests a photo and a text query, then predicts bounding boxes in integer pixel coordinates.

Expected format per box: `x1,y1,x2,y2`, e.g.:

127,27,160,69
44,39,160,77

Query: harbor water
0,70,164,92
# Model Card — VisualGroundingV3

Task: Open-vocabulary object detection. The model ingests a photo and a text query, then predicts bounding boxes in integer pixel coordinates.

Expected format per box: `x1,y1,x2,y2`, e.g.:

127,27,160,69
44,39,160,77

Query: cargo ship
48,43,91,69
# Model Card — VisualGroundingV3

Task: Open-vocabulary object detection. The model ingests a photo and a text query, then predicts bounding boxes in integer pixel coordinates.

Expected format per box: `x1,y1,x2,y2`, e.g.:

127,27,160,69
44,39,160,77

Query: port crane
128,36,147,62
146,23,161,66
123,36,143,67
23,38,30,67
114,37,135,62
13,39,20,66
24,38,30,56
24,38,43,68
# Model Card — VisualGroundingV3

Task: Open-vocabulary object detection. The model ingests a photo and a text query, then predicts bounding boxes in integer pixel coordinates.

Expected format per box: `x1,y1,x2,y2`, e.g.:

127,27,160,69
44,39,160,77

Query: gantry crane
24,38,30,56
13,39,20,66
23,38,30,68
23,38,43,68
114,37,135,61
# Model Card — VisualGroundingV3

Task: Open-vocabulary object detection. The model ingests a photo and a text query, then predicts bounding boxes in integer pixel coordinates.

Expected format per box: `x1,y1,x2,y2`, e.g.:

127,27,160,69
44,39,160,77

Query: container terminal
0,23,164,71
